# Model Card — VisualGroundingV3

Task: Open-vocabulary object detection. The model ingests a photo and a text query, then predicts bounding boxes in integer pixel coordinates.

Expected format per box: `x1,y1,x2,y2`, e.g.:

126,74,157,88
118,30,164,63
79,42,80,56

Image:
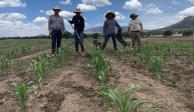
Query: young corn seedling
0,58,11,75
149,56,165,78
32,60,46,87
14,83,28,109
107,85,155,112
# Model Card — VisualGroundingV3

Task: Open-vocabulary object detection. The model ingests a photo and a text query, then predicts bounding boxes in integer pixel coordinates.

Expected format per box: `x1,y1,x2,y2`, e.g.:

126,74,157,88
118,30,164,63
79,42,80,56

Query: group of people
48,6,143,55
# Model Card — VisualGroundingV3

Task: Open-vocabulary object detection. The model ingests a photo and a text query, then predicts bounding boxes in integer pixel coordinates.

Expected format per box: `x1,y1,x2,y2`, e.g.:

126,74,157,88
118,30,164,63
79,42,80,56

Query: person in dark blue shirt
68,8,85,54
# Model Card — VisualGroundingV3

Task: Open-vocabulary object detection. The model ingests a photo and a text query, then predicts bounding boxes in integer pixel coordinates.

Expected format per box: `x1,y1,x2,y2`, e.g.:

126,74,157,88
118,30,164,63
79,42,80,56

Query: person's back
103,19,119,35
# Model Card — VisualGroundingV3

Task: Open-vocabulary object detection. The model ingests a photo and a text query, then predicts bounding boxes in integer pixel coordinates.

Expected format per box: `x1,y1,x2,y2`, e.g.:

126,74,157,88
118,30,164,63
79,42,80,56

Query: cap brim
74,12,82,13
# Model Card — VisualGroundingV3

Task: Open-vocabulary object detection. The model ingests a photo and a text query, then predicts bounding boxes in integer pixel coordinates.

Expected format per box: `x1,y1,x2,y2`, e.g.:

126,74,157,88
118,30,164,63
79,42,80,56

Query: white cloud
176,6,194,20
0,0,25,7
46,10,74,17
60,0,71,5
145,4,163,14
115,12,126,20
123,0,142,10
77,4,97,12
0,13,26,21
33,17,48,24
82,0,112,7
0,20,48,37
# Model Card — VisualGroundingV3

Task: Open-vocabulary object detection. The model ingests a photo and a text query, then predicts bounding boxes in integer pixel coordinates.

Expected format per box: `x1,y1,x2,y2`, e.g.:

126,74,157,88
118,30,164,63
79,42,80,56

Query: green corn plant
32,60,46,87
55,47,71,67
149,56,165,78
14,83,28,109
0,58,11,74
107,85,154,112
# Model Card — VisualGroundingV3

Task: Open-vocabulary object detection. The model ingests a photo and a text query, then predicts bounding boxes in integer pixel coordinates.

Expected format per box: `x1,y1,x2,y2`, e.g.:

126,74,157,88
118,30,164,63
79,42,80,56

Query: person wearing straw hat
68,8,85,55
48,6,65,55
128,13,143,48
101,12,120,52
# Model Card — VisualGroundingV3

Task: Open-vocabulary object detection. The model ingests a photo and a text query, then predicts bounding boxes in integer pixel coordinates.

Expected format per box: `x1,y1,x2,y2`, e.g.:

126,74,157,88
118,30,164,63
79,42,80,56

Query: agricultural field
0,37,194,112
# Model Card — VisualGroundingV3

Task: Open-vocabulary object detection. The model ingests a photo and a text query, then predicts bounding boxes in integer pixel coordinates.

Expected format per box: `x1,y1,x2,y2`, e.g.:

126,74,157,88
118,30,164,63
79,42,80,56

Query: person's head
74,8,82,16
105,12,116,20
130,13,138,20
53,6,61,15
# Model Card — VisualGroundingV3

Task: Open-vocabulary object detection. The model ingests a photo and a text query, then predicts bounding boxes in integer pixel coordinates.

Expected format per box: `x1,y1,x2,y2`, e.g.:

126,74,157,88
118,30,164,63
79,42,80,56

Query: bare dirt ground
106,54,193,112
0,54,104,112
27,55,103,112
1,38,194,112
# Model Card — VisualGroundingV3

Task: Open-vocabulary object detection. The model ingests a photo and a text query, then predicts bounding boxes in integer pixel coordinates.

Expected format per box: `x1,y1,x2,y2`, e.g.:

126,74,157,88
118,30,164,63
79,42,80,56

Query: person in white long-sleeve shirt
48,6,65,55
128,13,143,48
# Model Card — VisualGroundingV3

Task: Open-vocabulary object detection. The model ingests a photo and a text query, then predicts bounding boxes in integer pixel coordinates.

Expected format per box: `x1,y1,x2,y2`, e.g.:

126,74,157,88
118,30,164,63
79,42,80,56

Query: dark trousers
101,33,117,51
51,30,62,54
117,32,128,47
117,36,128,47
74,31,84,52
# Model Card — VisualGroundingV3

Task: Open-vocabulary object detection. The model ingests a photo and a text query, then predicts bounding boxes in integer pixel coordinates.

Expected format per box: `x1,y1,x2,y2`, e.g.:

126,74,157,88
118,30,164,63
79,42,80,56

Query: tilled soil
27,55,103,112
106,55,193,112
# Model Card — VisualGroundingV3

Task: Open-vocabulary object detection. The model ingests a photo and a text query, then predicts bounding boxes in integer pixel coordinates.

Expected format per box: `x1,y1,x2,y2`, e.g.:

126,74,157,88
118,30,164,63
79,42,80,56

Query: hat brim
53,8,61,11
105,12,116,19
130,15,138,18
74,11,82,13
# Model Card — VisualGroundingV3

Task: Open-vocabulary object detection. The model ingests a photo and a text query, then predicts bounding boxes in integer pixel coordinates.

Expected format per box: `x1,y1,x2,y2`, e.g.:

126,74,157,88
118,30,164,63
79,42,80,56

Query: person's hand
68,20,71,23
128,32,131,38
49,32,52,38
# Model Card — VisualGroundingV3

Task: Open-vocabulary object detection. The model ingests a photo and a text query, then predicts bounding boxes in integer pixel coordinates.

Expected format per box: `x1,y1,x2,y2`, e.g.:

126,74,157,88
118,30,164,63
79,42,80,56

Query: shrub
164,30,173,37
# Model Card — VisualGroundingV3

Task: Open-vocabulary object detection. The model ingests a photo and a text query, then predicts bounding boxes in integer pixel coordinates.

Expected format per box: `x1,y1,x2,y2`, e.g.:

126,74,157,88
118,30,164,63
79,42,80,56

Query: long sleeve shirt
69,15,85,32
103,19,120,35
48,14,65,32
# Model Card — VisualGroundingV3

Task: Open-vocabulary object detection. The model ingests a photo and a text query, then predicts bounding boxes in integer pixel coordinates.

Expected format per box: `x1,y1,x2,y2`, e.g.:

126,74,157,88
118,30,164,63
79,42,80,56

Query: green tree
183,30,193,37
164,30,173,37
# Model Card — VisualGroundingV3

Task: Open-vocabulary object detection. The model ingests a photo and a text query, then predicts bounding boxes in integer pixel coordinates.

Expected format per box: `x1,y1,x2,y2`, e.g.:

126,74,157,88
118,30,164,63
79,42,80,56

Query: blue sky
0,0,194,37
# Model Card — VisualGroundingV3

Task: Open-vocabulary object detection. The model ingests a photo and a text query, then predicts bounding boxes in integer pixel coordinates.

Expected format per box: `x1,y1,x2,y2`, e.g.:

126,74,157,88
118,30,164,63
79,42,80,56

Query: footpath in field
28,54,103,112
106,54,192,112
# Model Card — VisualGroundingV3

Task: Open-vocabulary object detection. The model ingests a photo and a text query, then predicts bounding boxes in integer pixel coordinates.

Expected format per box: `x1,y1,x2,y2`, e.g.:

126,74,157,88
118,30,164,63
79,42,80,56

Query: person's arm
103,20,107,35
48,16,52,37
140,23,143,32
62,18,65,34
115,20,121,29
81,16,85,32
68,16,74,24
128,22,131,38
139,19,143,32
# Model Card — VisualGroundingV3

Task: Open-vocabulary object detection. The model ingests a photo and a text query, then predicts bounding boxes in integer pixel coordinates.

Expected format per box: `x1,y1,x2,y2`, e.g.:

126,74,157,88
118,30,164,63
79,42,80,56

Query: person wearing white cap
68,8,85,54
48,6,65,55
128,13,143,48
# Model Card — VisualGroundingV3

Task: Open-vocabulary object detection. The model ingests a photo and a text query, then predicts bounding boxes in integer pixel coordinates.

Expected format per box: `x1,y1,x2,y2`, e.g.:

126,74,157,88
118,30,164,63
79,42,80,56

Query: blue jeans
101,33,117,51
51,30,62,54
74,31,84,52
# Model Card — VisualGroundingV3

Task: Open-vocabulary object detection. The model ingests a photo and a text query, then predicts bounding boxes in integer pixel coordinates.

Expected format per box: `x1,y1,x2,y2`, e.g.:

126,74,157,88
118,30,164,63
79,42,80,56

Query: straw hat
74,8,82,13
105,12,116,19
130,13,138,18
53,6,61,11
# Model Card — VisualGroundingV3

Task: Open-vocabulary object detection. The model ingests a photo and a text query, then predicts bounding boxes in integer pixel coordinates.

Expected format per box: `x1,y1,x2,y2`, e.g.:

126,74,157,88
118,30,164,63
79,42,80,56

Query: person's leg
117,34,128,47
78,32,85,52
51,30,57,54
131,32,136,48
101,34,110,50
112,33,117,51
56,30,62,50
74,33,79,52
136,32,142,48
